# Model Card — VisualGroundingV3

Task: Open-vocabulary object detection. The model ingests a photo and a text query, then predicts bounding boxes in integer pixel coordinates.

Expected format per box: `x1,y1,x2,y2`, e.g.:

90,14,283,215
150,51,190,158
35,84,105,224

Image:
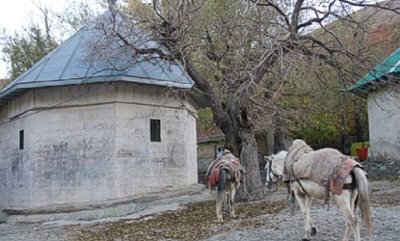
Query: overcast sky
0,0,379,79
0,0,101,78
0,0,69,78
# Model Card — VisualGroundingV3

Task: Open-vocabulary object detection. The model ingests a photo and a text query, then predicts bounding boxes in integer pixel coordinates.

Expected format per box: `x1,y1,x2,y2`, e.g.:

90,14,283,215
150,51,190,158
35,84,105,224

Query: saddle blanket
206,150,244,190
284,140,362,195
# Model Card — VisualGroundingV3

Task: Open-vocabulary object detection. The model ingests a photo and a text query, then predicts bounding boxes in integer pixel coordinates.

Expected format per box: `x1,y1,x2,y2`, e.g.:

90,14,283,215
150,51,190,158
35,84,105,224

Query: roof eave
0,76,193,106
349,72,398,93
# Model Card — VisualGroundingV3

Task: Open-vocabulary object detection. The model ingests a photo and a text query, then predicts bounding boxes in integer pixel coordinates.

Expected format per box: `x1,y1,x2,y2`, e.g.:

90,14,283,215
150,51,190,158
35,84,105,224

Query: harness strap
343,171,357,190
289,158,310,196
267,160,280,178
288,145,312,174
293,178,309,196
342,183,353,190
267,159,272,177
270,161,280,177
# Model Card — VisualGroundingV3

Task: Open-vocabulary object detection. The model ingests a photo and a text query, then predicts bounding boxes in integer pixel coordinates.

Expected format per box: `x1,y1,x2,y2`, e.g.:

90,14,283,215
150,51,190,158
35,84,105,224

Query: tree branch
340,0,400,14
290,0,305,32
251,0,291,29
296,1,336,31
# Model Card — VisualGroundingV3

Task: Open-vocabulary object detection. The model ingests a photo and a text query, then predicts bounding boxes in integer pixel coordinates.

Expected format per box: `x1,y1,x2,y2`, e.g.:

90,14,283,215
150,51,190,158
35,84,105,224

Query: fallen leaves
74,200,286,241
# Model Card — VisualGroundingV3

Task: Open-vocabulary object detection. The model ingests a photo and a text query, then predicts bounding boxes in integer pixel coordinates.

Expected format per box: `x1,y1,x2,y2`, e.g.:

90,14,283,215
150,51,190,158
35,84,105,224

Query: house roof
197,127,225,144
0,12,194,105
349,48,400,93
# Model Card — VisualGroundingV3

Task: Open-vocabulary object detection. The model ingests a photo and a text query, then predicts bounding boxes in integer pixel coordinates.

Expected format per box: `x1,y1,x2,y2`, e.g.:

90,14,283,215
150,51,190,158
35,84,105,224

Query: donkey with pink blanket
283,139,372,241
206,150,245,223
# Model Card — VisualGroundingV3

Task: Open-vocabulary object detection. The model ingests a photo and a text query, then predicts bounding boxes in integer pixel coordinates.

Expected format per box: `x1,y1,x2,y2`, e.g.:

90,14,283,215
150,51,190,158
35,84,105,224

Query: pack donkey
283,139,372,241
206,150,245,223
264,150,288,190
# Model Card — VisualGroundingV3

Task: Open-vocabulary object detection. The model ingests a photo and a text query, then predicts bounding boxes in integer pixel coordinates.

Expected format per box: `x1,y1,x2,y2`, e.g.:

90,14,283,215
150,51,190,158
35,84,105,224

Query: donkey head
264,155,277,189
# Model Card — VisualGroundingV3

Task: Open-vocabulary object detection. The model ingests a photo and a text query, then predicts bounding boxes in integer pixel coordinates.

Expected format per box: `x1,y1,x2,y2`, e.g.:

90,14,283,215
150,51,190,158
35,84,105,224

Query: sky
0,0,86,79
0,0,379,79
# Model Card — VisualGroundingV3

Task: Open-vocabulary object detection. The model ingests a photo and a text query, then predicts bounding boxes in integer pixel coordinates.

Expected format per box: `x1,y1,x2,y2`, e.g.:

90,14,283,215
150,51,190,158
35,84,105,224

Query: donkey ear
264,155,273,162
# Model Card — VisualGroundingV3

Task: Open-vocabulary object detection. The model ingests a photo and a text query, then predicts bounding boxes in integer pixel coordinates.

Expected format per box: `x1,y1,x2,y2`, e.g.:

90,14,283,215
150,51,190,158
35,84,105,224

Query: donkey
206,150,245,223
283,139,372,241
264,150,288,190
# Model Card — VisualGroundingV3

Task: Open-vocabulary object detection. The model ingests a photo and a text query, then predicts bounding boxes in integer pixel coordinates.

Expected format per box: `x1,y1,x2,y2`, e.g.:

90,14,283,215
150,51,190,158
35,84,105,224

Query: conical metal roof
0,12,194,105
349,48,400,93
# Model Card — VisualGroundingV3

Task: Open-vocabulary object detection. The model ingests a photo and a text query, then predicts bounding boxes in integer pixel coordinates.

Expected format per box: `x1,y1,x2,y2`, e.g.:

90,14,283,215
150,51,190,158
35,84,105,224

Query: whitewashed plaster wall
0,82,197,210
367,86,400,160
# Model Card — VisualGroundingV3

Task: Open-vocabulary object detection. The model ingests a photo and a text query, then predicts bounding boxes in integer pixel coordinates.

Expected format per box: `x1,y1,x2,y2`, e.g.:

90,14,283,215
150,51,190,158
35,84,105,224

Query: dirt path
0,180,399,241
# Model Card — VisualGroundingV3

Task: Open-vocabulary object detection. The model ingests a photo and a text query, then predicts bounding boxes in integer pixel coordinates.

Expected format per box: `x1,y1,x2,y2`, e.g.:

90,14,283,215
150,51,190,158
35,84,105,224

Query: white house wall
113,83,197,197
367,86,400,160
0,82,197,210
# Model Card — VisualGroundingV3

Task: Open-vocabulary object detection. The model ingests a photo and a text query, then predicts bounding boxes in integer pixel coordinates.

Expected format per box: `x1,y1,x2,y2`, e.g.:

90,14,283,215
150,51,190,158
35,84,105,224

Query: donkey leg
303,195,316,238
341,188,359,241
292,183,312,241
228,183,238,218
342,206,359,241
334,191,360,241
285,181,296,204
342,224,352,241
304,197,316,236
216,190,224,223
223,190,229,214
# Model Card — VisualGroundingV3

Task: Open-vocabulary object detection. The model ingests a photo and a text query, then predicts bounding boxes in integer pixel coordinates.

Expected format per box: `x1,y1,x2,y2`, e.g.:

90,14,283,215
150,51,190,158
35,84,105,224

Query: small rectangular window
19,130,24,150
150,119,161,142
215,145,224,158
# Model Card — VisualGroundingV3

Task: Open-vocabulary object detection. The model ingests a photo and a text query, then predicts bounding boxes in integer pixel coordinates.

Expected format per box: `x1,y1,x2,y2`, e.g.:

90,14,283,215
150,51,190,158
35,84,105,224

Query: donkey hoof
311,227,317,236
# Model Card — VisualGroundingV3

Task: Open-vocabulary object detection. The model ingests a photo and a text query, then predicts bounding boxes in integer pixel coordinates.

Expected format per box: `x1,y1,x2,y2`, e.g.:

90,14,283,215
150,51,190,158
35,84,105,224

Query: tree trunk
266,130,275,155
274,131,286,153
184,51,266,201
355,107,363,142
236,129,265,201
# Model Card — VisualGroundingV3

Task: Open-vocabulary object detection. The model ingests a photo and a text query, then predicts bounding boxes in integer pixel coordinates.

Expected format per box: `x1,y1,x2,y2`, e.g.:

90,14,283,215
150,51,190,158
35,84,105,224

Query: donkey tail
217,169,228,193
354,166,372,238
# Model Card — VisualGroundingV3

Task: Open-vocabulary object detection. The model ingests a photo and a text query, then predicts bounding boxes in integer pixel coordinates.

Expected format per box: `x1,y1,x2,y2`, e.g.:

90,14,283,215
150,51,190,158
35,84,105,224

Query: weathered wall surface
367,87,400,161
197,142,219,161
197,141,221,184
113,84,197,197
0,83,197,210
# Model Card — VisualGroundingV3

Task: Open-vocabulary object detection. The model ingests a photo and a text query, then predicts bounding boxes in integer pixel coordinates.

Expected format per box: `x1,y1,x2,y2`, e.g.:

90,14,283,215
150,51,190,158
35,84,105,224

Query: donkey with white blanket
283,139,372,241
264,150,287,189
206,150,245,223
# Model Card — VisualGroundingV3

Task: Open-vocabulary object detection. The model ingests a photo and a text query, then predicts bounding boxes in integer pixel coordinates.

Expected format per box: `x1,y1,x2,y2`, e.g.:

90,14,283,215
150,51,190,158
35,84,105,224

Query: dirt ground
1,179,399,241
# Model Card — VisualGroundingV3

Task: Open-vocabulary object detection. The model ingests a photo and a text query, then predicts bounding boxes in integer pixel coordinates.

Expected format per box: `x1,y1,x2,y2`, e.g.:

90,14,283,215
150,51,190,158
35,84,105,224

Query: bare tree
92,0,399,200
1,2,58,80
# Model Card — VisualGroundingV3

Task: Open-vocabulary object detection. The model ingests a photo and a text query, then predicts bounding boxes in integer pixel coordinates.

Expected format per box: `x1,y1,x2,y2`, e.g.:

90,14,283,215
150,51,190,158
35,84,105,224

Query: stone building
349,48,400,161
0,13,198,211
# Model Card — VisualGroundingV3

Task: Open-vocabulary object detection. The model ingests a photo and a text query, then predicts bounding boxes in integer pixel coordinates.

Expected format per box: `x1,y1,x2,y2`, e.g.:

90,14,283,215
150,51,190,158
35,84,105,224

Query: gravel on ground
0,180,399,241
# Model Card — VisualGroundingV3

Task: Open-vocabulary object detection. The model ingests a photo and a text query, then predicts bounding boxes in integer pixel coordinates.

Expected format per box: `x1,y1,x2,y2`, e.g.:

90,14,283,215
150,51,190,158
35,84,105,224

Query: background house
196,128,225,183
196,126,274,184
0,13,198,211
349,48,400,161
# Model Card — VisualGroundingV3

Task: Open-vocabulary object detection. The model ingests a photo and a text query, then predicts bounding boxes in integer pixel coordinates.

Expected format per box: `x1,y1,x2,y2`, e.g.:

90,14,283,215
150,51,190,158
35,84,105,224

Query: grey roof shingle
0,12,194,105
